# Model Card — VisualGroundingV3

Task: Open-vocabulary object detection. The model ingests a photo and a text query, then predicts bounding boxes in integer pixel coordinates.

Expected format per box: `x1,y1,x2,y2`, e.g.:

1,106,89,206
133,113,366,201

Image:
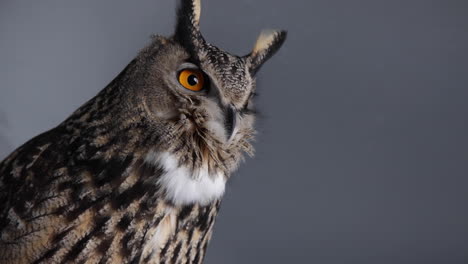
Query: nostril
224,106,236,139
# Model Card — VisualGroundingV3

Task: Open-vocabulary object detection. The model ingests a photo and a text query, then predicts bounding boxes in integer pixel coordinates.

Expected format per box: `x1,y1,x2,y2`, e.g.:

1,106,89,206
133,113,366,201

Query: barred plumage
0,0,286,263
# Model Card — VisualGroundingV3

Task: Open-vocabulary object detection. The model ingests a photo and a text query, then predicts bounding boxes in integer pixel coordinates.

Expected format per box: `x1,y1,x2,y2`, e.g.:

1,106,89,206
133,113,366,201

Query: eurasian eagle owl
0,0,286,263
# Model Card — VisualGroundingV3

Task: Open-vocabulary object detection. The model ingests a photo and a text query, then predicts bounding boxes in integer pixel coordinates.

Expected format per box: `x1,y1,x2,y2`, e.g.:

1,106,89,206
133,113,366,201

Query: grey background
1,0,468,263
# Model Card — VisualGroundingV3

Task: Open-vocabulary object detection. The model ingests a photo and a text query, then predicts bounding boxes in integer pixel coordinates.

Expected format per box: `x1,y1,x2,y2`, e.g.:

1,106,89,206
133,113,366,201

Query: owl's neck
145,151,227,206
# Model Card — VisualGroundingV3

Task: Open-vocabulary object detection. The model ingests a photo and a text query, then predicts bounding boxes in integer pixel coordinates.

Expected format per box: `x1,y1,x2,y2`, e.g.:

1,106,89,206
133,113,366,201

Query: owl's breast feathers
0,122,222,263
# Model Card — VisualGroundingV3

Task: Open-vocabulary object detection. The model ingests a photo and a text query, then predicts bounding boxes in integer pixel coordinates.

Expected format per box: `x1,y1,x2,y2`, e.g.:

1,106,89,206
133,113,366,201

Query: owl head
109,0,286,175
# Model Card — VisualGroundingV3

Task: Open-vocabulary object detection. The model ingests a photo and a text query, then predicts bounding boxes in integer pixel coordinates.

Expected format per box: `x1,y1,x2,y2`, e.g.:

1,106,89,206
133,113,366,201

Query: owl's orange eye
178,69,205,91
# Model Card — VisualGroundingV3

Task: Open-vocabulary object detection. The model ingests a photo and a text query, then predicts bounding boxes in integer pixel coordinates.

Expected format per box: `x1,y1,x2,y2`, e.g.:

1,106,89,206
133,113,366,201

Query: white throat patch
145,151,226,206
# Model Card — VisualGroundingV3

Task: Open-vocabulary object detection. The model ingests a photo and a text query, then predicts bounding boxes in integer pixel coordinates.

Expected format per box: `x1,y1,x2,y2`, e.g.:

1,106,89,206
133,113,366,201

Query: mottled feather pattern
0,123,220,263
0,0,285,263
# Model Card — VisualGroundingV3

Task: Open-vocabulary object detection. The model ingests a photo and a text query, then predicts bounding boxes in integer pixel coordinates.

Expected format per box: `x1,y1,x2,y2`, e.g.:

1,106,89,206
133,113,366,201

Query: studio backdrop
1,0,468,263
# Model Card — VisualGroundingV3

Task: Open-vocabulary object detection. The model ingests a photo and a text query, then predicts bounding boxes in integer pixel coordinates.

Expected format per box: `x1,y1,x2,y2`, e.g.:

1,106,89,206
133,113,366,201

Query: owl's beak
224,106,236,140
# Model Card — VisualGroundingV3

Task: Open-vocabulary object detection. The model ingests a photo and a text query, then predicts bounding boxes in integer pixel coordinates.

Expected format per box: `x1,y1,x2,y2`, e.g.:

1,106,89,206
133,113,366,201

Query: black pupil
187,74,199,86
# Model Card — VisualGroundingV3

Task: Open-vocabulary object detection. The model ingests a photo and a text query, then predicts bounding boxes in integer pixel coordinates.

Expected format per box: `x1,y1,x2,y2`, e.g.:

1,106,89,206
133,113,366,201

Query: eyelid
177,62,200,71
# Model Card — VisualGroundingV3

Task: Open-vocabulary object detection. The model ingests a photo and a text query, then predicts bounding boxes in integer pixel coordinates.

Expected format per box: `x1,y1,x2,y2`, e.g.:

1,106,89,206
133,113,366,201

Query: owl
0,0,286,263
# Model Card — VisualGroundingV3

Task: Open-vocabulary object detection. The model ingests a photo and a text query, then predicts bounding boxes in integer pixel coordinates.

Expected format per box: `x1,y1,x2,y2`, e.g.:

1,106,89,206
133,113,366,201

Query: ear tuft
248,30,287,74
192,0,201,25
176,0,202,30
175,0,208,57
252,30,282,55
